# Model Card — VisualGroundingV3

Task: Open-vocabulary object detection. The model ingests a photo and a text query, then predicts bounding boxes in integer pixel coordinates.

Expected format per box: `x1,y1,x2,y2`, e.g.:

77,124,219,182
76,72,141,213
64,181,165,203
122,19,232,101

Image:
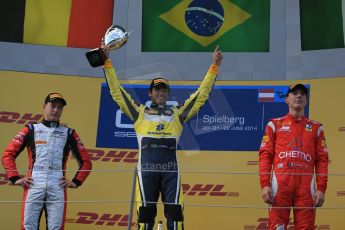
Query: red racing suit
259,114,328,230
2,120,92,230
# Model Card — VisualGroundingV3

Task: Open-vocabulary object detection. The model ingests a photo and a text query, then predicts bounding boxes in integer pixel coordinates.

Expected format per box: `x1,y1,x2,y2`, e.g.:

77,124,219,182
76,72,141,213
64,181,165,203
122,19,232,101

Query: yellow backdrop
0,70,344,229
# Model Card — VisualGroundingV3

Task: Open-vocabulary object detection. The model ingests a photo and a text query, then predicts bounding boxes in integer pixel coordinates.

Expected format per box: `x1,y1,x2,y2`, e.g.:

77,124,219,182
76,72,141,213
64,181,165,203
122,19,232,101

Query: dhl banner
0,70,344,229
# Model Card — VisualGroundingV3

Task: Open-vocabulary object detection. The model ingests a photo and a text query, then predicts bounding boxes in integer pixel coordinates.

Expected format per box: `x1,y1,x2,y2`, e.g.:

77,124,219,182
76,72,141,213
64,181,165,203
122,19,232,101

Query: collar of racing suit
150,103,169,109
286,113,306,122
42,119,60,127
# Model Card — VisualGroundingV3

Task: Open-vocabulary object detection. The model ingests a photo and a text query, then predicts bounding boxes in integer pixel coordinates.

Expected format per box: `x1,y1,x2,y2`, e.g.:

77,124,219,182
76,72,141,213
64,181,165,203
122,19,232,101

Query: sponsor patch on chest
35,140,47,145
145,109,159,115
51,130,66,138
305,123,312,132
279,126,290,132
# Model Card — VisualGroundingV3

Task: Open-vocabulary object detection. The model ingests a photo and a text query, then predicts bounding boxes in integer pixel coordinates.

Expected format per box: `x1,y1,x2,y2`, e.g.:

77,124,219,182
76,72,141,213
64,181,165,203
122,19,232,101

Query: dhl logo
337,191,345,196
0,111,44,125
244,218,330,229
339,127,345,132
182,184,239,197
66,212,135,227
86,149,138,163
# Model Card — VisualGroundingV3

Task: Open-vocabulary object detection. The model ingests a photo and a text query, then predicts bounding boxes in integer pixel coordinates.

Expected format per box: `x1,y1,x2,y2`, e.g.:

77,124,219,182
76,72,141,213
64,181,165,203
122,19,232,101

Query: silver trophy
103,25,128,50
86,25,129,67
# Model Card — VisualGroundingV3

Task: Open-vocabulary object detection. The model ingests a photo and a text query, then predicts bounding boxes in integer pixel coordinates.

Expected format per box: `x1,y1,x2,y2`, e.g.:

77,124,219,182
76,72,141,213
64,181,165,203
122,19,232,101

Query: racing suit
259,114,328,229
2,120,92,230
103,59,218,230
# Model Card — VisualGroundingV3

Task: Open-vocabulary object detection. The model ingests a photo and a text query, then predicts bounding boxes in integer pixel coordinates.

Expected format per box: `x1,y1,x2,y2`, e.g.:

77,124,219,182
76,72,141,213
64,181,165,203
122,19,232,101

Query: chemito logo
85,148,138,163
244,218,330,229
0,111,44,125
66,212,135,227
182,184,239,197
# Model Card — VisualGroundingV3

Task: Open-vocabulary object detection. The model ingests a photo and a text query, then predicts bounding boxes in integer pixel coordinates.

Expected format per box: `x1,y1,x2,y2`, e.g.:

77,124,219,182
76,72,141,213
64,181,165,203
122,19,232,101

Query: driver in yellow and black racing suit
103,46,222,230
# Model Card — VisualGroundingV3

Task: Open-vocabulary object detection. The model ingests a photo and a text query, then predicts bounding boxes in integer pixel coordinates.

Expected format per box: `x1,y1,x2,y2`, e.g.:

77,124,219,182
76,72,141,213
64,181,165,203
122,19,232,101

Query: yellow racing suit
103,59,218,230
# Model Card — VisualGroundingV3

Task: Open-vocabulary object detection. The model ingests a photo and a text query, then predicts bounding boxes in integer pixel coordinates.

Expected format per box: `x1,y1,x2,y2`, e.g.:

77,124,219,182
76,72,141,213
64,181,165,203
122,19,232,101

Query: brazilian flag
142,0,270,52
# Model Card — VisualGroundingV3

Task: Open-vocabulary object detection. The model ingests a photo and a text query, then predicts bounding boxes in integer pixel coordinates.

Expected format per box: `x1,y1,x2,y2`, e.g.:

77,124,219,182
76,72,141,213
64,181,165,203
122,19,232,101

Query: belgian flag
0,0,114,49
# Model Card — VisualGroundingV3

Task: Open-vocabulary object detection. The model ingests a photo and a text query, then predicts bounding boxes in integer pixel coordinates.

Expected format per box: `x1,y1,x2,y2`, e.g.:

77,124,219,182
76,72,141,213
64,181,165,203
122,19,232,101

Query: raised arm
177,46,223,123
102,45,141,122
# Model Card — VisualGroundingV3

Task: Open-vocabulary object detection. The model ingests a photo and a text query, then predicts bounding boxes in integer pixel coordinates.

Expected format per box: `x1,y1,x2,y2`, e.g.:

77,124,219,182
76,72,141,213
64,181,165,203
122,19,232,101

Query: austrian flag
258,89,275,102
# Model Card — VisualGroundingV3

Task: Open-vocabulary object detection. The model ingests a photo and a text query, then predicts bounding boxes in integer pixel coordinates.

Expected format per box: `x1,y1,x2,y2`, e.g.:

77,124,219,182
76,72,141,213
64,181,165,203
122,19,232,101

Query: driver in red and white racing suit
259,84,328,229
2,93,92,230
